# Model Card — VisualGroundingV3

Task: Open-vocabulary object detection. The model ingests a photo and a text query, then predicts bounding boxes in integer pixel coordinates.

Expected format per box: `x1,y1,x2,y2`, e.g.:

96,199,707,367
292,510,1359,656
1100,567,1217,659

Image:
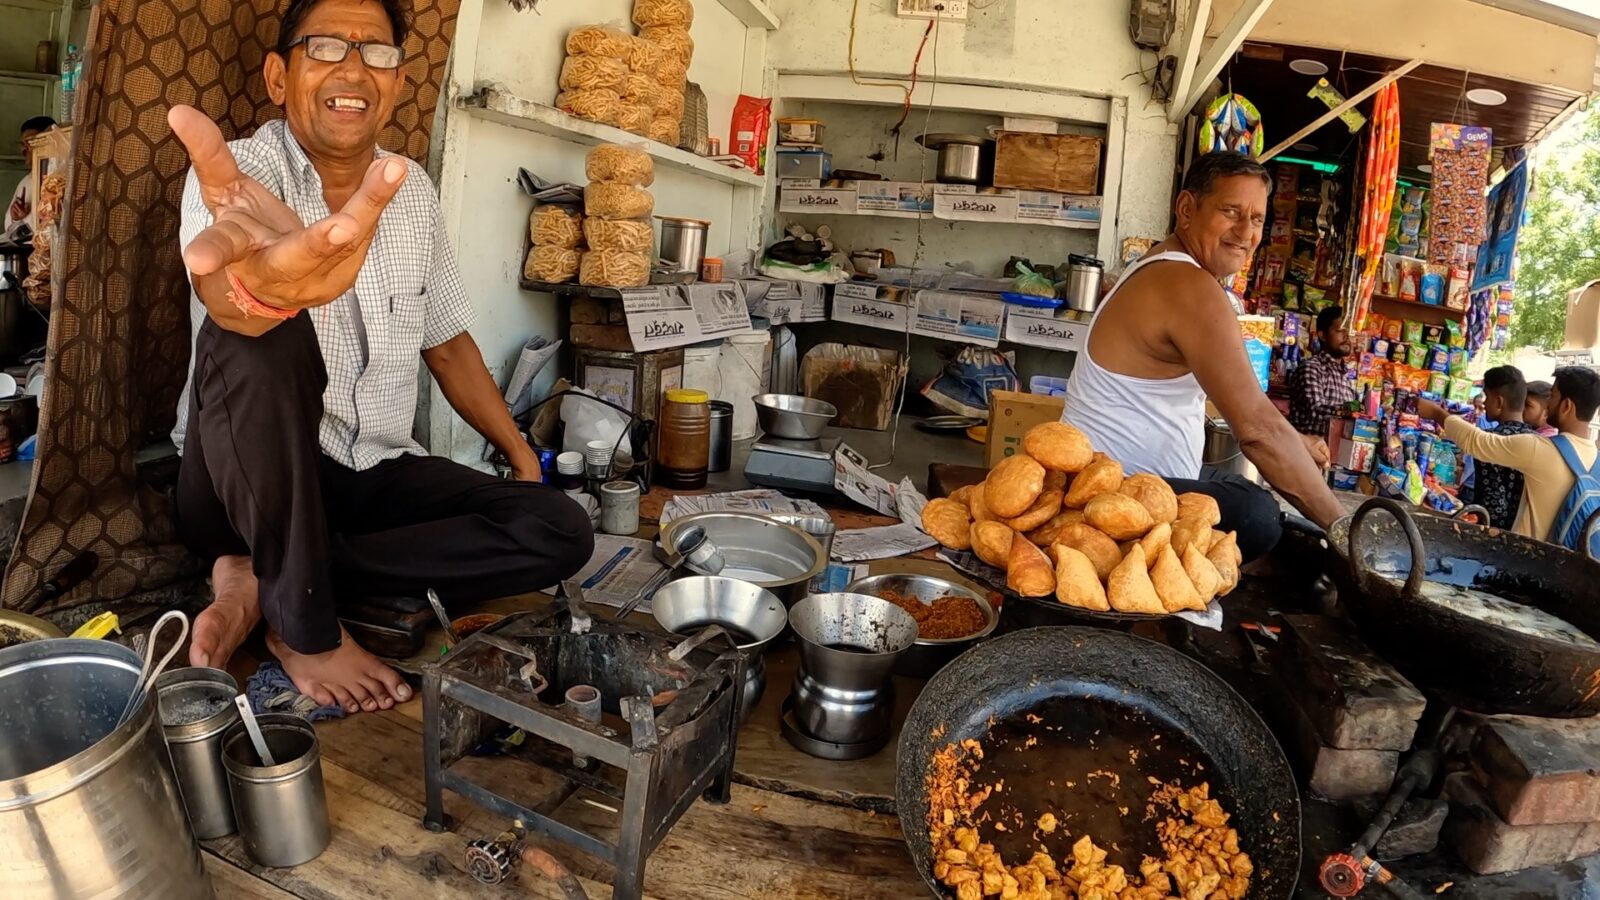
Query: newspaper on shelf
659,489,829,524
566,535,667,613
831,523,937,562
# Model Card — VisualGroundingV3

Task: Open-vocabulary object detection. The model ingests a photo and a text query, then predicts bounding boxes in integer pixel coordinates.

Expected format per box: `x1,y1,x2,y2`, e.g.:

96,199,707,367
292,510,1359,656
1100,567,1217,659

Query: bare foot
267,626,412,714
189,555,262,669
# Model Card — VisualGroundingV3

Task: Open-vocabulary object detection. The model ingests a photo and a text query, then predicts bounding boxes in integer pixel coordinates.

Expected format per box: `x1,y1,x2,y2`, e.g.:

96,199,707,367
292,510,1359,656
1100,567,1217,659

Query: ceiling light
1292,142,1318,152
1418,163,1433,173
1466,88,1508,106
1289,59,1329,76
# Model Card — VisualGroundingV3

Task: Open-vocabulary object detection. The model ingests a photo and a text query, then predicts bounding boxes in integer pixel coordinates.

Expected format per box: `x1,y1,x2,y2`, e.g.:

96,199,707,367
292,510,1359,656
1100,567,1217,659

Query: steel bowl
845,573,998,678
660,512,827,607
753,393,837,440
651,576,788,650
0,609,64,649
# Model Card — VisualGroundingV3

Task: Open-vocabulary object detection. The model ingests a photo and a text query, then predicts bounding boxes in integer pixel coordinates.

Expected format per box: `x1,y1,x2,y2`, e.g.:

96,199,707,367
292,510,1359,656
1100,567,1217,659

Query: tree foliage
1512,105,1600,350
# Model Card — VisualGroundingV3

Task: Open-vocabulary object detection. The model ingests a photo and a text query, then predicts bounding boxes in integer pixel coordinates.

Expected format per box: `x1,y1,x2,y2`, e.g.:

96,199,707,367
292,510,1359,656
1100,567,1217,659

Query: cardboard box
800,344,904,431
992,132,1103,194
986,390,1066,467
1336,437,1378,474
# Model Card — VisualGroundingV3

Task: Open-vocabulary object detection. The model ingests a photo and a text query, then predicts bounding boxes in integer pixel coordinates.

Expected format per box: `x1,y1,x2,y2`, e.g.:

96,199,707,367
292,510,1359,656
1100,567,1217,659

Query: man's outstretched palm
168,104,406,310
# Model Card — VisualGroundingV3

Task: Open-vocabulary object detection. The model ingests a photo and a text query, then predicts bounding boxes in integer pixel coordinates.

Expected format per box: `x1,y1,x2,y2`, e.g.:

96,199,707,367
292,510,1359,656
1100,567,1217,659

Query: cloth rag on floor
246,661,346,722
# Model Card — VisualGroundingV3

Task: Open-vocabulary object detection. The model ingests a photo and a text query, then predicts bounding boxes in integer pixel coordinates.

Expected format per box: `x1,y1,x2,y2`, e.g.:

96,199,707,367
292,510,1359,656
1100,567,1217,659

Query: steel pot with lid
1058,253,1104,312
916,132,992,185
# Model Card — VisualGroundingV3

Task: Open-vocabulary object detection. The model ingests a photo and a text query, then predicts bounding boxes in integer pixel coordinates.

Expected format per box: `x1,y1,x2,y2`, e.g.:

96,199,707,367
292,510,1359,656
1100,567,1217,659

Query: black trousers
1164,468,1284,564
175,314,594,654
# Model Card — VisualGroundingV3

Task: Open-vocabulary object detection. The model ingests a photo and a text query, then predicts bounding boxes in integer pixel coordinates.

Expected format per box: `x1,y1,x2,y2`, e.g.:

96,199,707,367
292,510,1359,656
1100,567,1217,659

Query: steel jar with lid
658,388,711,489
156,666,241,839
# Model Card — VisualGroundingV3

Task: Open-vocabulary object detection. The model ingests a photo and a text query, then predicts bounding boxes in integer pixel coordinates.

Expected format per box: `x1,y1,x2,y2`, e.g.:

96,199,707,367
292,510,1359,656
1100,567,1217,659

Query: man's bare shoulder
1115,259,1230,309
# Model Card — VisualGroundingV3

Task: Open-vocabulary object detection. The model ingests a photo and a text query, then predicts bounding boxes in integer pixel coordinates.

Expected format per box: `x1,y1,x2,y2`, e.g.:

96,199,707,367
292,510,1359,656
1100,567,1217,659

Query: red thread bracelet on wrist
225,270,298,320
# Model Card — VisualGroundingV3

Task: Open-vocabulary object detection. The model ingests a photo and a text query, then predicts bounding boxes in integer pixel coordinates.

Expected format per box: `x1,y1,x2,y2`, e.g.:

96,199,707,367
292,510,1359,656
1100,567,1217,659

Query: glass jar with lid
657,388,711,489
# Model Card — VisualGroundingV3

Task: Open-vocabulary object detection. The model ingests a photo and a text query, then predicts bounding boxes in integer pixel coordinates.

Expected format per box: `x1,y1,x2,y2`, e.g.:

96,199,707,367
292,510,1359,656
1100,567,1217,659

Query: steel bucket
1203,417,1262,485
0,639,213,899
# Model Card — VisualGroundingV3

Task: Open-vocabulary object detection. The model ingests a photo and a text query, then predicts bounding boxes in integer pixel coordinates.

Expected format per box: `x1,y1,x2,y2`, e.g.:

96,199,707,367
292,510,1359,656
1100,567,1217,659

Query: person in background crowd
1465,366,1537,530
1058,151,1341,563
1525,380,1560,438
4,115,57,235
1420,367,1600,541
1287,305,1354,439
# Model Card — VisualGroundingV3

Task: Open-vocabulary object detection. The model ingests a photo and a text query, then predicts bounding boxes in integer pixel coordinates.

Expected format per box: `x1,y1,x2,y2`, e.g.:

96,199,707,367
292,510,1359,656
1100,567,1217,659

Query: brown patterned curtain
1,0,461,616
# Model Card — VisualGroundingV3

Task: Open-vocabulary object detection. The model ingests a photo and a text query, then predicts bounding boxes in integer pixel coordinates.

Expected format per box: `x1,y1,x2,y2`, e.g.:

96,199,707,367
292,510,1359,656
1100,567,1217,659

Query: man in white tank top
1061,152,1344,561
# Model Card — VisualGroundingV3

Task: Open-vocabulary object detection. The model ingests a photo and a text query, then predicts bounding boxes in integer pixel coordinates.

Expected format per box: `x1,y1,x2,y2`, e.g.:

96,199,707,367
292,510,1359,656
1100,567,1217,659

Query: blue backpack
1550,435,1600,559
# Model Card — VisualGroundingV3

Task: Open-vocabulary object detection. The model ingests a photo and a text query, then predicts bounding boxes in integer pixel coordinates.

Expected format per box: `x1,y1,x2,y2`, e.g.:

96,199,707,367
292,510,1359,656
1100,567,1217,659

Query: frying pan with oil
897,627,1300,898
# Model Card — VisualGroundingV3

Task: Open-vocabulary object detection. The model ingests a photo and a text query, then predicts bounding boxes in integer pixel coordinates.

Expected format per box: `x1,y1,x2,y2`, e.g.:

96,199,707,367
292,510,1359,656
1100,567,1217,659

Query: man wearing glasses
167,0,592,714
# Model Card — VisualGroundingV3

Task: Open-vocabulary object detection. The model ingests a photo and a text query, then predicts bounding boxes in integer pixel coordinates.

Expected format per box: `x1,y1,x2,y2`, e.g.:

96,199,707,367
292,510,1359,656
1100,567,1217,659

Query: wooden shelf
712,0,779,29
458,88,766,189
519,278,623,299
1371,294,1467,321
0,70,58,83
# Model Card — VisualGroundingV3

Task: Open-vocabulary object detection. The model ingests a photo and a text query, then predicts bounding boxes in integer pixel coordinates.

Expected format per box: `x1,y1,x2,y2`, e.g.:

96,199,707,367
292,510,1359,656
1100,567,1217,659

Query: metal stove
422,600,745,899
743,435,840,493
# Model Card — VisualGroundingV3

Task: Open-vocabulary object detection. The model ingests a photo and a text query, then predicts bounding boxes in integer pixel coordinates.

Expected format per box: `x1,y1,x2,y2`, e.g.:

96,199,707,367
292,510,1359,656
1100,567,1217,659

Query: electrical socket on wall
896,0,970,21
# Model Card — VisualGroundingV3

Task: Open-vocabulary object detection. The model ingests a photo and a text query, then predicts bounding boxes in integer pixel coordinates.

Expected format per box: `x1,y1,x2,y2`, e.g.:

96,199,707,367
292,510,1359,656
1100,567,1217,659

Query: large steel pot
1203,417,1262,485
1328,497,1600,717
916,132,991,185
0,639,212,899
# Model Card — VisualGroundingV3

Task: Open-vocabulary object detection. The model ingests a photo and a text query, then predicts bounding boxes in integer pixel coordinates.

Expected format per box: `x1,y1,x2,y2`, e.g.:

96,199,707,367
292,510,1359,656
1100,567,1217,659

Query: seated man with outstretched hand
169,0,592,714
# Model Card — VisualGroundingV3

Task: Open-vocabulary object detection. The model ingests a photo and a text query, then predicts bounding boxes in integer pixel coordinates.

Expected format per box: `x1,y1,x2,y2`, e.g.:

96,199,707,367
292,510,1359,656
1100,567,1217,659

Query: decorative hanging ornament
1198,93,1265,158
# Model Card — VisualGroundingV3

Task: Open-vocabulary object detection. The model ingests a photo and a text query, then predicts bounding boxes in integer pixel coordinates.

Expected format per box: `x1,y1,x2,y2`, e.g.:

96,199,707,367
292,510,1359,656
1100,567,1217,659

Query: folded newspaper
832,523,936,561
660,489,829,524
565,535,667,613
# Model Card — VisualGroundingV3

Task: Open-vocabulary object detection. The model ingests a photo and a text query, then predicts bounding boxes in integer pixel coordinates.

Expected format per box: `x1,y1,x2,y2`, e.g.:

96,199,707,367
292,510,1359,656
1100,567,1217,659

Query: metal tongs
612,525,726,620
115,610,190,727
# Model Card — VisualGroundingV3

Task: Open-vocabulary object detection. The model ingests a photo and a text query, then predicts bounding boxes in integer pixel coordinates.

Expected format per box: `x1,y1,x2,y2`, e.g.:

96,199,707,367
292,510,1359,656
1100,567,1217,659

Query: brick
1443,773,1600,875
1352,797,1448,860
1265,675,1398,802
1471,714,1600,826
1277,615,1426,751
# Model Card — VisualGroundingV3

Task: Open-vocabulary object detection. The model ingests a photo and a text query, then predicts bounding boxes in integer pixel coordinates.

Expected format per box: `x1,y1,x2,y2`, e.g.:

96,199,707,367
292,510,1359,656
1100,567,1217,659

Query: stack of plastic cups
585,439,615,493
555,451,586,492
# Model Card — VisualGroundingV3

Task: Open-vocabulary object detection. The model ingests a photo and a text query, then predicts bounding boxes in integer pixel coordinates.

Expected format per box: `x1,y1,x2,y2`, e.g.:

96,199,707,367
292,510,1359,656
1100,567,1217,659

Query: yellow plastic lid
666,388,709,404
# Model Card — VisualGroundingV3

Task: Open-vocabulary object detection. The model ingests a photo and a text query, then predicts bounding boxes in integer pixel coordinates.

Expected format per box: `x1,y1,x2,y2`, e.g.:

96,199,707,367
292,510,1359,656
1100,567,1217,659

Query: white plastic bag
560,387,634,459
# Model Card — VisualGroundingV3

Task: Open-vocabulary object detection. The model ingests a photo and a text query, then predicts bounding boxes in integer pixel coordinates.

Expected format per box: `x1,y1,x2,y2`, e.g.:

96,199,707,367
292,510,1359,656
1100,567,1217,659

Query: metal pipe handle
1348,497,1426,602
1453,504,1491,527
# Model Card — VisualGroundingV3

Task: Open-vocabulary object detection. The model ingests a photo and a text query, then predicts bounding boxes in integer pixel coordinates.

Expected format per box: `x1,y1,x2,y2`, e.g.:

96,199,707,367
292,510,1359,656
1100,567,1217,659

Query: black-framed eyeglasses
283,35,403,70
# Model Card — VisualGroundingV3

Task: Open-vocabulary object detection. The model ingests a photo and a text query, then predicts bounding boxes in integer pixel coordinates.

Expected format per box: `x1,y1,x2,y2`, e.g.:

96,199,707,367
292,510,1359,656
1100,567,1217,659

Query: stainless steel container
917,133,989,185
766,513,837,592
753,393,837,440
222,713,330,868
0,639,213,900
652,575,788,722
1204,417,1263,486
1059,254,1104,313
600,480,641,535
660,512,827,607
787,593,917,744
156,666,241,840
845,573,998,678
707,400,733,472
657,216,710,276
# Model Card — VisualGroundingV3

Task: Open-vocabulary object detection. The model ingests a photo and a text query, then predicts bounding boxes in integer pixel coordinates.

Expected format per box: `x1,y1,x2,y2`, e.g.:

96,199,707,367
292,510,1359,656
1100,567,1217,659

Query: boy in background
1468,366,1537,529
1525,381,1560,437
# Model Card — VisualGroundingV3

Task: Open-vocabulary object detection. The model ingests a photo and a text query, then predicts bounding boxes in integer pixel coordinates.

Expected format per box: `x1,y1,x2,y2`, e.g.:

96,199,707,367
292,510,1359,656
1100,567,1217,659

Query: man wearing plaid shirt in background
1289,306,1355,439
167,0,592,714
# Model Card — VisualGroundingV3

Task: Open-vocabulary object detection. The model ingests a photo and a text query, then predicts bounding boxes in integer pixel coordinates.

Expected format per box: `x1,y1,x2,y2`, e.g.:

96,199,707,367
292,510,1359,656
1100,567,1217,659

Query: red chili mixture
879,589,988,640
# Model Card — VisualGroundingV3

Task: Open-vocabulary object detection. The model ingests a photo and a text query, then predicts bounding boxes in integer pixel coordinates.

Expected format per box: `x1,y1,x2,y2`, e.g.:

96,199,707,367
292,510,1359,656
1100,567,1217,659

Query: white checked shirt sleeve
422,193,473,348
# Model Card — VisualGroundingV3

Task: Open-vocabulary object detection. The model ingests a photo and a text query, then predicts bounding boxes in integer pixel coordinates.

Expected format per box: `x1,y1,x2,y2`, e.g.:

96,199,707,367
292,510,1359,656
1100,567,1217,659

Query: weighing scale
743,435,840,494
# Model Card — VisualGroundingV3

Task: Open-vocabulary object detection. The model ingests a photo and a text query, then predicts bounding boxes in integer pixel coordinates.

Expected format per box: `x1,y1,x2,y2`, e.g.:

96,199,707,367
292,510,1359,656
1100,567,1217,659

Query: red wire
895,20,937,133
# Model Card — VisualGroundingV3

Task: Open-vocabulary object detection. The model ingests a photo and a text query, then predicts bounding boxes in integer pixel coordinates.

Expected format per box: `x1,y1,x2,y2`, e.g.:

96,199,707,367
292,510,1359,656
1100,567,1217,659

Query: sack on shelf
586,143,655,186
566,24,634,59
584,218,655,252
558,54,628,92
556,89,624,126
648,115,680,146
653,83,686,120
617,101,653,135
655,56,688,86
529,204,584,249
639,25,693,65
580,249,652,288
633,0,694,29
585,182,655,219
623,36,664,74
525,245,582,283
622,72,667,110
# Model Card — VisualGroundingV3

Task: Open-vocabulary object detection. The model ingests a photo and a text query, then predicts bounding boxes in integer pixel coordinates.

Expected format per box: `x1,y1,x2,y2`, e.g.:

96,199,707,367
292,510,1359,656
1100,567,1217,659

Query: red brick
1266,676,1398,801
1443,773,1600,875
1472,715,1600,826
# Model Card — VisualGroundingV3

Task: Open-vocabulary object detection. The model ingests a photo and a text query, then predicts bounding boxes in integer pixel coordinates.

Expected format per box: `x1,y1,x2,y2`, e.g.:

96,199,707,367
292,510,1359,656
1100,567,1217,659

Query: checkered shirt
171,119,474,471
1287,350,1354,437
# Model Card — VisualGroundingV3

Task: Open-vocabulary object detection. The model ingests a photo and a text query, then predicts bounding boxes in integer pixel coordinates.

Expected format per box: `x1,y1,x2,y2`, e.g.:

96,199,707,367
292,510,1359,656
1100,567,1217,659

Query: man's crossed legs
176,315,593,712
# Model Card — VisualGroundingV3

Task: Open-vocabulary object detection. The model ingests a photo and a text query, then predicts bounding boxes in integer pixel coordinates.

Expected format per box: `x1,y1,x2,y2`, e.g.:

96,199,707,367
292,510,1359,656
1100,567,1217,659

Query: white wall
426,0,759,466
767,0,1182,244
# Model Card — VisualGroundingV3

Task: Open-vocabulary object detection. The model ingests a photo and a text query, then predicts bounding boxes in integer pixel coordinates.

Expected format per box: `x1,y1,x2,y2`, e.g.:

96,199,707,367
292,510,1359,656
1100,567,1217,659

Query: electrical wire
848,0,913,108
870,15,942,472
